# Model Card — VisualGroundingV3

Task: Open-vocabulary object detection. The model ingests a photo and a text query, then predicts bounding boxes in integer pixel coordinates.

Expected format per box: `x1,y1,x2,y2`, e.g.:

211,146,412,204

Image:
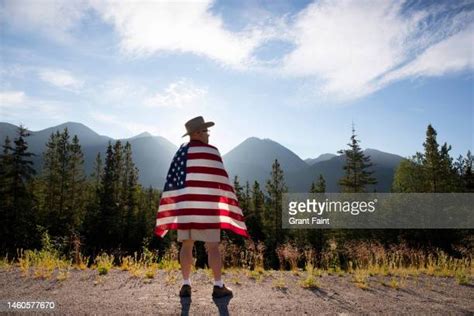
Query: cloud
0,91,26,105
0,0,87,43
380,25,474,84
89,110,162,137
280,0,474,101
38,69,84,91
0,90,67,120
144,79,207,108
89,0,273,68
2,0,473,103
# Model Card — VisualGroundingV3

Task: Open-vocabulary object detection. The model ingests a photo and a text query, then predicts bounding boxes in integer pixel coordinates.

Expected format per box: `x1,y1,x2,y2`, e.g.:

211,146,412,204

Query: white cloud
0,91,26,105
98,79,147,104
89,110,162,137
280,0,474,101
89,0,271,68
144,79,207,108
380,25,474,84
0,90,67,120
0,0,87,43
39,69,84,91
2,0,473,103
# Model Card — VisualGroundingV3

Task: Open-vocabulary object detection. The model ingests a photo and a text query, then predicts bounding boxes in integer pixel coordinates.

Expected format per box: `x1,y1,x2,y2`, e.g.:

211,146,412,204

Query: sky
0,0,473,160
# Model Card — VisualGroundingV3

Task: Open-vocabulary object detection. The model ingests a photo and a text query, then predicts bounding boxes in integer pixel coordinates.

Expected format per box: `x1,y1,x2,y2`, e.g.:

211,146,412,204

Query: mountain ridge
0,122,405,191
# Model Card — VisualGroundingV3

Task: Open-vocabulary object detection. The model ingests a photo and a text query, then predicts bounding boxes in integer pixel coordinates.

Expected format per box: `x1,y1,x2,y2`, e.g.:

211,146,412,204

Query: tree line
0,126,160,259
0,123,472,269
224,123,473,268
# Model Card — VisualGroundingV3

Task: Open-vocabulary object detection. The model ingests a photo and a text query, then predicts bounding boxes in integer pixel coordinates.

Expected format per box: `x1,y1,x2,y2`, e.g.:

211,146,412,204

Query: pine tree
91,152,103,187
95,141,125,250
122,142,140,250
67,134,86,235
2,126,37,251
40,129,87,237
392,157,427,192
265,159,287,245
41,131,61,228
421,124,460,192
233,175,244,202
310,174,326,193
247,181,265,242
338,125,377,192
0,136,14,210
307,174,326,264
97,142,118,249
57,128,71,224
422,124,442,192
82,152,103,252
0,136,14,251
461,151,474,192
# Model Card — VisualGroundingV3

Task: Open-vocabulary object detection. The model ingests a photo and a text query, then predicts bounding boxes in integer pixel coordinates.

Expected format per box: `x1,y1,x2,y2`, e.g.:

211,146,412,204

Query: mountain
0,122,177,188
222,137,403,192
1,122,405,192
118,134,177,188
222,137,308,186
287,149,404,192
0,122,23,138
305,153,337,165
128,132,153,140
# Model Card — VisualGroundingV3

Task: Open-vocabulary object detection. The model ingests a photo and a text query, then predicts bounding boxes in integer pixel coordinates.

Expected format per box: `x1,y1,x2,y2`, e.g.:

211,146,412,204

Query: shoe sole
212,293,233,298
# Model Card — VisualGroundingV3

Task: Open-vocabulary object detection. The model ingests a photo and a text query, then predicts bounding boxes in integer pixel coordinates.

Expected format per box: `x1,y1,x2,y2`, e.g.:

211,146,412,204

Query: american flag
154,140,249,238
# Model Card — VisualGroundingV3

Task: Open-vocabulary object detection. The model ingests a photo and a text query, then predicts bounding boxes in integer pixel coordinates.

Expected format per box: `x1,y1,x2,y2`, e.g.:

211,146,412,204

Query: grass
272,276,287,289
247,266,268,283
56,269,70,281
351,270,369,290
95,253,114,276
0,254,12,270
389,277,400,290
165,271,178,285
3,237,473,290
299,262,322,289
229,275,242,285
455,269,470,285
300,274,321,289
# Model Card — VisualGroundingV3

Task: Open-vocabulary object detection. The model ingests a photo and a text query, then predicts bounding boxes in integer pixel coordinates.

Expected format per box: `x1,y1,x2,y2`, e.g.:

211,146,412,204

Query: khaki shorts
177,229,221,242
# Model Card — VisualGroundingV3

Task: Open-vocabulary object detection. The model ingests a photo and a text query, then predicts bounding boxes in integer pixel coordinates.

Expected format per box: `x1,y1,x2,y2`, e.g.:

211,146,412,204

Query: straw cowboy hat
182,116,215,137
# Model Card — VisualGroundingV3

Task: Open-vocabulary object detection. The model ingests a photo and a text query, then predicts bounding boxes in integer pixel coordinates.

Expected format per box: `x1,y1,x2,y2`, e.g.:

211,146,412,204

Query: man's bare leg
205,242,222,282
180,240,194,281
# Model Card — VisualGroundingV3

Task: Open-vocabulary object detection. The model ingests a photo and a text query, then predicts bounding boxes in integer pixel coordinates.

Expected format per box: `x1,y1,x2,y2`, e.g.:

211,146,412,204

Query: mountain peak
43,121,100,135
305,153,337,165
131,131,153,139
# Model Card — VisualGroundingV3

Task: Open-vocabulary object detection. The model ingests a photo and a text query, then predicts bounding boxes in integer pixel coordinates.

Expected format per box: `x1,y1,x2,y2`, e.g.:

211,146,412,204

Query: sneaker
212,284,233,298
179,284,191,297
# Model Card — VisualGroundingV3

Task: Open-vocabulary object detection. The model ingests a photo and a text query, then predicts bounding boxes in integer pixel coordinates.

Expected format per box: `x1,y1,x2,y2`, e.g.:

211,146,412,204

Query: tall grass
16,231,71,279
4,234,472,286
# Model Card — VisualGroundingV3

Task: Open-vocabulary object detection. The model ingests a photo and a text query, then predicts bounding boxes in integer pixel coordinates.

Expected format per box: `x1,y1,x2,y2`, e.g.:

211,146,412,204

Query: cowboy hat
182,116,215,137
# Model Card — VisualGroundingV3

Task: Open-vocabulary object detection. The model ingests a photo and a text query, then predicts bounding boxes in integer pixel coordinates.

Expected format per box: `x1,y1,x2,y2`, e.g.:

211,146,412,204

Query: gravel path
0,268,473,315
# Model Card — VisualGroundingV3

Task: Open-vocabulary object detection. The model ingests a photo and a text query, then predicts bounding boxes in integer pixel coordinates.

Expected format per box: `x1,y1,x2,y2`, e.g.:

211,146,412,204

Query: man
154,116,249,299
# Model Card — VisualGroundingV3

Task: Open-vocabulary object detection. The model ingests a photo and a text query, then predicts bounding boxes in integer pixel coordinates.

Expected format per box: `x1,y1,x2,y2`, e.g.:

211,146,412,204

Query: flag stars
164,143,189,191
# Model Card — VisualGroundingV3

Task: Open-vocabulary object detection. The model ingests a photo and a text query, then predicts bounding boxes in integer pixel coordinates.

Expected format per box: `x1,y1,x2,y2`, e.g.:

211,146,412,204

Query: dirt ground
0,267,473,315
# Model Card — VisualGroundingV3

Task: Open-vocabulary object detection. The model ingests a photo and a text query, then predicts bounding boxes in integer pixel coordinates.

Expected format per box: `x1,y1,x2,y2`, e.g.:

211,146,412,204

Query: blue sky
0,0,472,159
